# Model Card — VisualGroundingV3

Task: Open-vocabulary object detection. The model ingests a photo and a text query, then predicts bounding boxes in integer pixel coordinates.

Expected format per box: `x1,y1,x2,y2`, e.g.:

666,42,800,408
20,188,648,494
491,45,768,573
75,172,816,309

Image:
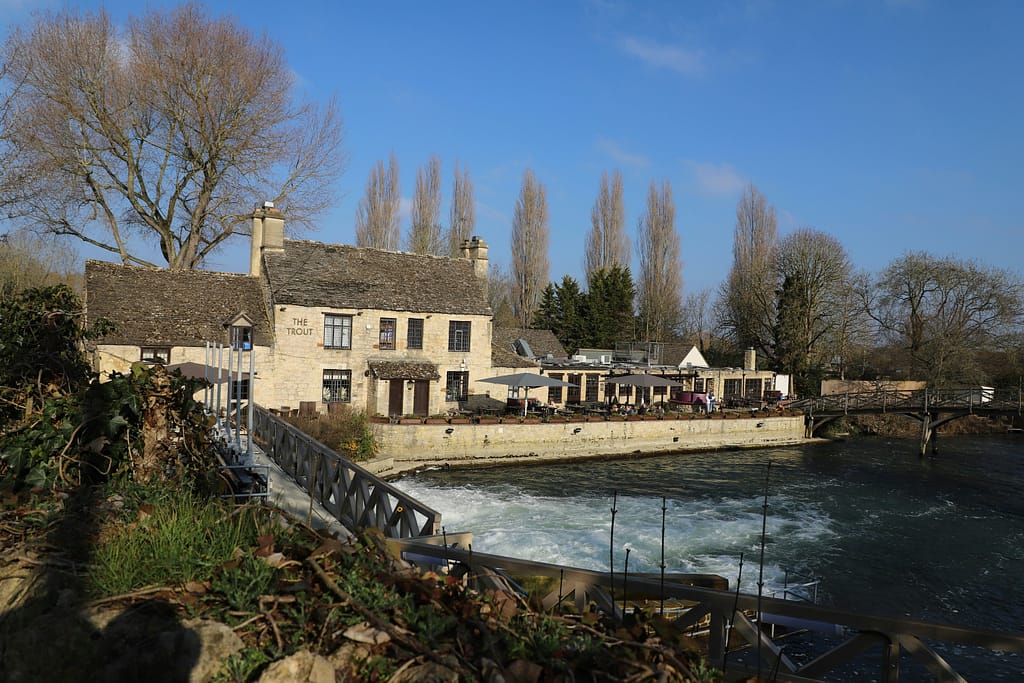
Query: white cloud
596,137,650,168
688,161,745,197
618,36,705,77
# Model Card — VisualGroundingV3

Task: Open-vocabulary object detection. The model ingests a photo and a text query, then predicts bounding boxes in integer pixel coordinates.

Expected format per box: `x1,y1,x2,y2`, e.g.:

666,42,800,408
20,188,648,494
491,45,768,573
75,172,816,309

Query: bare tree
0,229,78,301
447,161,475,256
719,183,778,355
679,287,713,354
866,252,1023,385
407,154,444,255
635,180,683,342
0,4,346,270
355,153,401,250
831,270,875,380
772,228,853,394
510,169,550,328
585,170,629,285
487,262,517,329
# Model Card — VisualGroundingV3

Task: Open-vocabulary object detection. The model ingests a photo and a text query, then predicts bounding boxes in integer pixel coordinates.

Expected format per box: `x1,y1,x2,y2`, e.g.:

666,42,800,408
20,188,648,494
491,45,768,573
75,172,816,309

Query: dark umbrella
605,374,683,388
479,372,577,415
165,361,232,383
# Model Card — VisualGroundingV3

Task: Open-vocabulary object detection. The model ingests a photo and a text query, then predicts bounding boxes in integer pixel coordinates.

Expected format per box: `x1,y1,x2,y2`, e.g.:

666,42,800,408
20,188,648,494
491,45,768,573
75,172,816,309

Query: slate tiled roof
262,240,491,315
85,260,271,347
367,360,440,381
492,327,568,360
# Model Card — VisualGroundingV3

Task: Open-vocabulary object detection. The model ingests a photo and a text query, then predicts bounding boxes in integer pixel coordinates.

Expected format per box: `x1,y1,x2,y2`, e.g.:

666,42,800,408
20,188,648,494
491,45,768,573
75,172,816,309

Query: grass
89,483,266,597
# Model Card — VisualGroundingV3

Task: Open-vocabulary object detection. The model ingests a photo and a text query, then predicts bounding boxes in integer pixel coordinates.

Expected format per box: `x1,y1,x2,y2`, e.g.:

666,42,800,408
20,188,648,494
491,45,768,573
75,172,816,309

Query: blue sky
4,1,1022,295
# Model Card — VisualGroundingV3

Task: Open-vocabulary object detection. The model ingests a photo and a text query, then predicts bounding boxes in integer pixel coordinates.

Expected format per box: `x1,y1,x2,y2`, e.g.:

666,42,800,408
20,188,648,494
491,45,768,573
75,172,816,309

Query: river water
397,435,1024,680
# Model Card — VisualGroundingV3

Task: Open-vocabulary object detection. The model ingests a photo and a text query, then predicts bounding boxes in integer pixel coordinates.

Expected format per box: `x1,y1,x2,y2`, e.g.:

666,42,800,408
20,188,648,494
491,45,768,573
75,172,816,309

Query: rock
342,620,393,644
89,609,243,683
388,660,461,683
256,650,334,683
180,619,246,683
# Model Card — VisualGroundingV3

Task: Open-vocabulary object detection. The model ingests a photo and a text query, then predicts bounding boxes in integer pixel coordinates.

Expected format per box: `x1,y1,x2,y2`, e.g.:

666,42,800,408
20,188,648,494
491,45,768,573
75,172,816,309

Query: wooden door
388,379,404,418
413,380,430,416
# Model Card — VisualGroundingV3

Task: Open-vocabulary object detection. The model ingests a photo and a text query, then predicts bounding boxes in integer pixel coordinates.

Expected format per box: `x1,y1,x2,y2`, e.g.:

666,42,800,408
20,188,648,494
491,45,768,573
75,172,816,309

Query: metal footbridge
788,388,1023,455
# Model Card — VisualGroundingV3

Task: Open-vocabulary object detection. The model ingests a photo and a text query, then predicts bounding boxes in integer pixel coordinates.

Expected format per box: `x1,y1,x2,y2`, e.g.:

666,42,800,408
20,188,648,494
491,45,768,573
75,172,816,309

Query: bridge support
920,414,933,458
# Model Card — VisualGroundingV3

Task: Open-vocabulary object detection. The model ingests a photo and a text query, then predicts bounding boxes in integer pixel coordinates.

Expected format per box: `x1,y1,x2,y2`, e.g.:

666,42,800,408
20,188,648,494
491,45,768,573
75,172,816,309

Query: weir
237,401,1024,682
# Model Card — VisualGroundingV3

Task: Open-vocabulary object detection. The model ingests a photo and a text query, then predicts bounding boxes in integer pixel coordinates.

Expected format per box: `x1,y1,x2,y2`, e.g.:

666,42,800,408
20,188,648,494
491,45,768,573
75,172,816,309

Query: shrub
284,405,378,461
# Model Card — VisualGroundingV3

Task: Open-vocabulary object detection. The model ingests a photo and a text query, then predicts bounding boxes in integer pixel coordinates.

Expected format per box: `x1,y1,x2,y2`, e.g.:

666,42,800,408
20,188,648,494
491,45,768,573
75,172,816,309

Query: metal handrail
249,404,440,538
388,537,1024,682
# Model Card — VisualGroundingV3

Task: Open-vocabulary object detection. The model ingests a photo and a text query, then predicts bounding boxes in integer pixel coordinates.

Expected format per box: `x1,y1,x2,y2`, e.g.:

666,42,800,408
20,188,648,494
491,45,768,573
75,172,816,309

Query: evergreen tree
531,276,587,355
585,266,636,348
556,276,587,355
533,284,560,332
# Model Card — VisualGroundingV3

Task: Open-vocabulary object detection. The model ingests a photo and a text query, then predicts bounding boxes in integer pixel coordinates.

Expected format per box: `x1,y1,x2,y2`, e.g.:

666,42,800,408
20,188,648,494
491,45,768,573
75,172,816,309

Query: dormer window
231,325,253,350
225,312,255,350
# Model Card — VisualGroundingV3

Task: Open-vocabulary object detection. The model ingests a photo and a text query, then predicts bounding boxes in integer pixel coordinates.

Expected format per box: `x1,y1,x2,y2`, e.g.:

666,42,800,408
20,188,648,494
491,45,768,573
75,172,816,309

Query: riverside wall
367,414,807,477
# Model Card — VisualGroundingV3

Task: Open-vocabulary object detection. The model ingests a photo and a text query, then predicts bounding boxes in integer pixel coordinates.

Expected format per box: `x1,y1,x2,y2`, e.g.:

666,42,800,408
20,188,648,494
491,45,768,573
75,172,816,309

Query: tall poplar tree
354,153,400,250
635,180,682,342
585,170,629,286
448,162,475,256
407,154,444,255
510,169,550,328
719,183,778,355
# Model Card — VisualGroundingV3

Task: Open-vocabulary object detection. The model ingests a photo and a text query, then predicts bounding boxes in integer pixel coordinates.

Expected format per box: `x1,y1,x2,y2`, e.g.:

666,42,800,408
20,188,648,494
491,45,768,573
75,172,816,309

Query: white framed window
407,318,424,350
446,371,469,402
323,369,352,403
448,321,471,352
379,318,396,350
141,347,171,364
324,314,352,349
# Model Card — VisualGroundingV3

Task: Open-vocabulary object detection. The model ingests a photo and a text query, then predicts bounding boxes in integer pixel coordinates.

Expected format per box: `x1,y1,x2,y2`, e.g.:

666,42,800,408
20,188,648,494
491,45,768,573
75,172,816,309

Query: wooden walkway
788,388,1023,455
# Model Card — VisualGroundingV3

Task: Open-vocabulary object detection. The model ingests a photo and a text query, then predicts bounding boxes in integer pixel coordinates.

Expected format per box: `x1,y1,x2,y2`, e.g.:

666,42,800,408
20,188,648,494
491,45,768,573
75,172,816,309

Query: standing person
707,391,716,414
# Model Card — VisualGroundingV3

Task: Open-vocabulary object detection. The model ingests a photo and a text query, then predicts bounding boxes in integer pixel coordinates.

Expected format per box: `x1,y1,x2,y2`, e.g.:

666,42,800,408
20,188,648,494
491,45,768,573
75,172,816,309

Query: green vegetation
90,483,267,597
282,405,378,461
0,284,720,681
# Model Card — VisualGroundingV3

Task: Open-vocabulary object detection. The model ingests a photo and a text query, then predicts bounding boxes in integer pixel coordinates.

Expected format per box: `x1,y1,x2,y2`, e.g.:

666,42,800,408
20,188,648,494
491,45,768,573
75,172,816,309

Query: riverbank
363,413,808,477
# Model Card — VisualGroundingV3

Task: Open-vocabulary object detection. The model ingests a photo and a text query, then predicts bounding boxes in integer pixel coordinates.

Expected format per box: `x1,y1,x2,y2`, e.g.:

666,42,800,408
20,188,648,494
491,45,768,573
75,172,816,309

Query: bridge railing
388,537,1024,682
790,388,1023,415
250,404,440,538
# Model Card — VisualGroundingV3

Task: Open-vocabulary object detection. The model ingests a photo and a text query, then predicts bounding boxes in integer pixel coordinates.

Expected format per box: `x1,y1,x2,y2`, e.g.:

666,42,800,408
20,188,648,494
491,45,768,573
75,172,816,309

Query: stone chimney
460,236,489,294
744,348,757,372
250,202,285,277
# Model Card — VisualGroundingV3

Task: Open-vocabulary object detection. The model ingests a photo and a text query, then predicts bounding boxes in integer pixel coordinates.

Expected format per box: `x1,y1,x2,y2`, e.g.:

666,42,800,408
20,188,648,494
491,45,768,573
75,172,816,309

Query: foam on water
398,478,835,595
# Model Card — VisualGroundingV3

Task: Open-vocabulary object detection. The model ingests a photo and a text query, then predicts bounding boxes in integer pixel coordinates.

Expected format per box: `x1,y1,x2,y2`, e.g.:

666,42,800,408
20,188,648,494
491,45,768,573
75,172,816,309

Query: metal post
217,343,226,440
247,345,255,460
234,341,242,451
204,341,210,412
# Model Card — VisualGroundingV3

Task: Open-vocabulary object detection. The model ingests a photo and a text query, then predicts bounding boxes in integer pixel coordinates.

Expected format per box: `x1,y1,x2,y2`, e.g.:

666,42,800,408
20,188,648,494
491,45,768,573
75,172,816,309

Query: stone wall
369,414,806,476
259,303,494,417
